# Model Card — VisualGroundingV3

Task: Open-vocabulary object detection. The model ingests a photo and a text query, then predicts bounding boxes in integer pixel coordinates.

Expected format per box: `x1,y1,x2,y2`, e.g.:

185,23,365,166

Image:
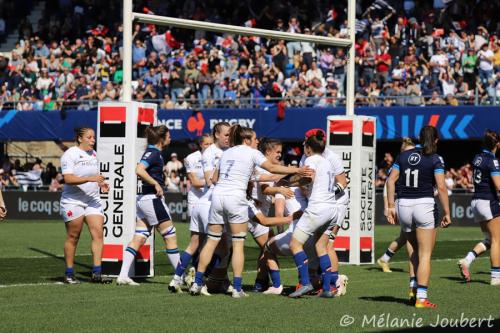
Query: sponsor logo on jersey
408,153,421,165
494,160,499,168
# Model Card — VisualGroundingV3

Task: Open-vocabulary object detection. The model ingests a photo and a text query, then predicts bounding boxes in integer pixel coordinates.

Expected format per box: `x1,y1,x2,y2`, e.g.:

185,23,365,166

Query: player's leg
377,230,407,273
117,218,151,285
191,224,223,295
229,222,249,298
175,203,205,283
414,227,437,308
289,222,314,298
458,221,490,282
487,216,500,285
85,212,111,283
406,240,417,302
315,233,334,298
63,211,85,284
172,232,200,285
251,227,271,292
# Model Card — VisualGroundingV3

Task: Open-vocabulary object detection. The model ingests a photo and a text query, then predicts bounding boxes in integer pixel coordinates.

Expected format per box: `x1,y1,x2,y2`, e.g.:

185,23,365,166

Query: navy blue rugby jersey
472,150,500,201
139,145,165,195
392,146,445,199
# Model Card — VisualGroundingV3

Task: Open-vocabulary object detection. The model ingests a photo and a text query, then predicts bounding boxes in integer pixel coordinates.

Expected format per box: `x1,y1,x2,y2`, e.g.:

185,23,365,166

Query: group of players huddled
51,122,499,307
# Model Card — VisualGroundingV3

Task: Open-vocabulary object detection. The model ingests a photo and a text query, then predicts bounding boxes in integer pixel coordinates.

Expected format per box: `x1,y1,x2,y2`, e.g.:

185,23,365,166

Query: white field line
3,237,484,260
0,257,490,289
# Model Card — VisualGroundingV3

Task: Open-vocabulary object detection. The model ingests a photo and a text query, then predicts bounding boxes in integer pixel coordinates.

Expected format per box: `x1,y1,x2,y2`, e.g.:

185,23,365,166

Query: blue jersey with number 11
392,147,445,199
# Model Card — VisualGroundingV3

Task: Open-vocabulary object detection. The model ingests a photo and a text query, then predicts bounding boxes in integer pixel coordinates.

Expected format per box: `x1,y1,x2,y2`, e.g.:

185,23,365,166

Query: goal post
121,0,357,116
109,0,375,269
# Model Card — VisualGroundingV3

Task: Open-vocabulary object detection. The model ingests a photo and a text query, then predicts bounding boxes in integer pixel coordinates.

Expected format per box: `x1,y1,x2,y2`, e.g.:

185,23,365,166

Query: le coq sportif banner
0,106,498,141
2,190,481,227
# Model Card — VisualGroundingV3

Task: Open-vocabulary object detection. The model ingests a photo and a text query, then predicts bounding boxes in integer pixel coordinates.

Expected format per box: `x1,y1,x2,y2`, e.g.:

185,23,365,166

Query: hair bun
316,130,325,140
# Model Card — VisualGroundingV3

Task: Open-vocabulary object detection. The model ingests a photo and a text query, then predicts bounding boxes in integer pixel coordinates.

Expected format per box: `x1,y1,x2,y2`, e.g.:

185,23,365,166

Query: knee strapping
135,228,151,239
207,231,223,241
292,228,310,244
161,226,176,239
232,231,247,242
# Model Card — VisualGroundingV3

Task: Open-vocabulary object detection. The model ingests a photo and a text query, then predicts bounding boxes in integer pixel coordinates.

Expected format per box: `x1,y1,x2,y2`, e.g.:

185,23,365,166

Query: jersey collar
482,149,495,157
415,144,422,149
147,144,160,151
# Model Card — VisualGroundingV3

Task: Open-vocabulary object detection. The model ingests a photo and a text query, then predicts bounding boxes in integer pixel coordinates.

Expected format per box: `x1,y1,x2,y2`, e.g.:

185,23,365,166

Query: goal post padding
97,101,157,277
327,115,376,265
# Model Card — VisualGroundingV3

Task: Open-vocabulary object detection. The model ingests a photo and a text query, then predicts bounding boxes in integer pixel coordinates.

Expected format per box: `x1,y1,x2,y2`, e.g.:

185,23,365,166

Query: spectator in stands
406,77,424,106
445,171,455,196
49,172,63,192
165,152,183,177
165,170,181,193
427,90,447,105
477,42,494,86
0,0,499,110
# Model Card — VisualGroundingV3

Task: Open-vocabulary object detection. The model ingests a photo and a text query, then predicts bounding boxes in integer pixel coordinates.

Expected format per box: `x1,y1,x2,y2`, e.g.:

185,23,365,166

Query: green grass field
0,220,498,332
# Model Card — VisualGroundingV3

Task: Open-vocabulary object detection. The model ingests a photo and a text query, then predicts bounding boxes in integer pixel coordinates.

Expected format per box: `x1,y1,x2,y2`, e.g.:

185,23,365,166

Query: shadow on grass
29,247,92,269
364,267,406,273
441,276,490,285
359,296,412,306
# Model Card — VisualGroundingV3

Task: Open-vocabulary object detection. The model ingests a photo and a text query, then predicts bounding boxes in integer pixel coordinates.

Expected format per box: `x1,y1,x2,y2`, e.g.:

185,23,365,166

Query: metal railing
0,93,498,110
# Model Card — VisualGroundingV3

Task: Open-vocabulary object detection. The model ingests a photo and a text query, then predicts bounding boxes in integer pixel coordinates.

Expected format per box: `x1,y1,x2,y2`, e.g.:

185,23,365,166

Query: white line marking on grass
0,282,64,288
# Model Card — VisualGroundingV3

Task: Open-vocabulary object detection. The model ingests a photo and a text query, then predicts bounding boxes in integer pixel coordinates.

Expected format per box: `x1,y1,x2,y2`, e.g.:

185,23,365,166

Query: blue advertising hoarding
0,106,498,141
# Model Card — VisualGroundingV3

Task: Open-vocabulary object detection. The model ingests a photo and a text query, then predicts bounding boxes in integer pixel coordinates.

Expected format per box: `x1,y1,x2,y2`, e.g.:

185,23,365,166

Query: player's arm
63,173,104,185
386,166,399,225
383,181,389,218
136,163,163,197
187,171,205,188
260,160,313,177
257,173,284,183
254,210,303,226
276,174,312,187
0,190,6,220
434,158,451,228
274,195,285,218
490,158,500,192
333,172,347,196
262,184,294,199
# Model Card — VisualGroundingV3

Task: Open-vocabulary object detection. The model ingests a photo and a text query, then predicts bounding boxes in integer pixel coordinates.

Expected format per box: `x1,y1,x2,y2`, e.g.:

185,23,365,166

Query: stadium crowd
0,0,499,111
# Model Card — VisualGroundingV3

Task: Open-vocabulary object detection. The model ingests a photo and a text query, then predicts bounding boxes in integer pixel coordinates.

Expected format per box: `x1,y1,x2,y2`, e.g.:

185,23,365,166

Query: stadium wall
0,106,499,141
3,191,478,226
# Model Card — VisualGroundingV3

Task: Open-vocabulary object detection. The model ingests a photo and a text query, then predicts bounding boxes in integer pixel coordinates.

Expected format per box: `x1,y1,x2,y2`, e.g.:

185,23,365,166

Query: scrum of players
55,121,499,306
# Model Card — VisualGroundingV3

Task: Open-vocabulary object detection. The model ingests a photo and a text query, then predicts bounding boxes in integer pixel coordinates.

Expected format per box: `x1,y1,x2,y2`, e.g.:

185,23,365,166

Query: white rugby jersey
252,166,274,215
300,148,344,175
60,146,100,204
200,143,224,201
185,150,206,204
213,145,267,197
303,154,336,206
276,186,308,215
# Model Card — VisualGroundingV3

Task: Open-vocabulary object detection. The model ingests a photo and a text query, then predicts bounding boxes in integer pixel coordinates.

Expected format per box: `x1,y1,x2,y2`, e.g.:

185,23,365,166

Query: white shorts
335,191,349,225
295,205,338,236
60,199,103,223
189,202,211,233
248,220,269,239
209,194,248,225
136,194,172,226
247,200,270,238
271,227,315,257
397,198,437,232
472,199,500,223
